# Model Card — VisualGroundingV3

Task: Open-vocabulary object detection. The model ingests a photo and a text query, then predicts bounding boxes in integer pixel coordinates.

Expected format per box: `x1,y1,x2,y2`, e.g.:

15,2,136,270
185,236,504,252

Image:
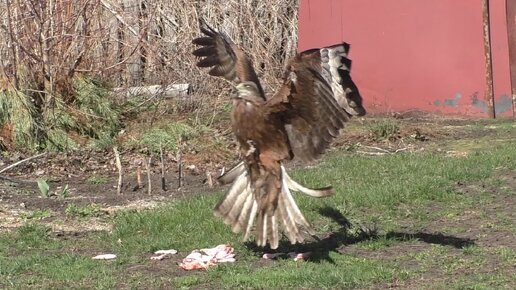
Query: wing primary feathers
192,18,265,97
191,37,214,46
192,46,217,57
196,55,220,68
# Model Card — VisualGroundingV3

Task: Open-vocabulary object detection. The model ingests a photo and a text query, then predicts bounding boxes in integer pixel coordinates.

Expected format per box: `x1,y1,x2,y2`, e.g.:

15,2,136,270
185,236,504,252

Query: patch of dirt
0,148,222,232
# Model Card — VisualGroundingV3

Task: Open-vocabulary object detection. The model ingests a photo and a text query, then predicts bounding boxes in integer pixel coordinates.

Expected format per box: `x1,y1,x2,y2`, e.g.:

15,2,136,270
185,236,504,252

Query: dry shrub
0,0,299,150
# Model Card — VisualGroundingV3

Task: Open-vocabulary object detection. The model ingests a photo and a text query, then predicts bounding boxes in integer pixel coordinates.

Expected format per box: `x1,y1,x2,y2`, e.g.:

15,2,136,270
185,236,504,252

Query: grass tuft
367,119,400,141
136,121,206,153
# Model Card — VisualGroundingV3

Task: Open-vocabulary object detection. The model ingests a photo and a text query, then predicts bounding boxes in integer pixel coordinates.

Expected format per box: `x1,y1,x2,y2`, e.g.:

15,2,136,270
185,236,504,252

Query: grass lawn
1,119,515,289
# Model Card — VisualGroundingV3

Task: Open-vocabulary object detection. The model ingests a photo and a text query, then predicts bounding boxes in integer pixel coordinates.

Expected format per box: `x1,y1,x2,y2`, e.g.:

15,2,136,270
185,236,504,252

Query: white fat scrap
92,254,117,260
151,249,178,260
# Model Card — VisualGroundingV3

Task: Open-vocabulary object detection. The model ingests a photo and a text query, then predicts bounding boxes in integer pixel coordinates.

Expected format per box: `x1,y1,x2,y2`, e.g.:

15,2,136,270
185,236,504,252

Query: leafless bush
0,0,299,148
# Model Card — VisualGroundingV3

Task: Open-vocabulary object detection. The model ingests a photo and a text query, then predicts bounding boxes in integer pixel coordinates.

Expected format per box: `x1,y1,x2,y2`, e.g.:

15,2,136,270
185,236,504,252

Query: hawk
192,20,365,249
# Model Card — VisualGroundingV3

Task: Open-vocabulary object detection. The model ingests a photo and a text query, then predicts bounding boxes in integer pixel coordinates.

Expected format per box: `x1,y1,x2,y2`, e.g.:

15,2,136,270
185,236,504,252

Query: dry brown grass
0,0,299,149
0,0,298,96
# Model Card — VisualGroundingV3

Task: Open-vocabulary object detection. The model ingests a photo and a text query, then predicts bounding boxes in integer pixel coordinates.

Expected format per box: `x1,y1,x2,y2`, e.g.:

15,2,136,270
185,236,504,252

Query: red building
298,0,515,118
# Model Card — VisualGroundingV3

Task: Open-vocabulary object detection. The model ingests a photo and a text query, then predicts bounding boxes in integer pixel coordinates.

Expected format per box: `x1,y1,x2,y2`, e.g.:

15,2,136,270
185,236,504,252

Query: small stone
187,165,200,175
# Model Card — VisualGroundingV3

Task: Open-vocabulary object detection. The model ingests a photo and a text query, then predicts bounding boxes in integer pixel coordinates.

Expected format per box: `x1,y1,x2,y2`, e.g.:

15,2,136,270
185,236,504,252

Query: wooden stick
113,146,123,195
0,152,47,175
206,170,213,188
146,155,152,195
160,142,167,191
134,159,142,191
177,143,182,190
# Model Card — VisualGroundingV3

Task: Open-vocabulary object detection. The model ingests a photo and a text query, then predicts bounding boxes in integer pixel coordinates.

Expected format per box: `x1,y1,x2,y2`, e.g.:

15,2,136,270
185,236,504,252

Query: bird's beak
230,89,240,99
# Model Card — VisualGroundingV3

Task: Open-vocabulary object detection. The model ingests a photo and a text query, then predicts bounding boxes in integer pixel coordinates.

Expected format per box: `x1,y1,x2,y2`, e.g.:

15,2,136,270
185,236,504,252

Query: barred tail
214,163,333,249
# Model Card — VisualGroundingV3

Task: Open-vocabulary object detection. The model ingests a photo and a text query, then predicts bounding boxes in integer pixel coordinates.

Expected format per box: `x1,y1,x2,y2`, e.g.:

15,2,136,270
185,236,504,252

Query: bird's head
235,81,261,99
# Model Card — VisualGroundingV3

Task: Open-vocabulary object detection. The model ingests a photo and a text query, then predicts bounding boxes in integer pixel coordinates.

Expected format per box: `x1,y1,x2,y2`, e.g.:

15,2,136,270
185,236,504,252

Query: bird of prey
192,20,365,249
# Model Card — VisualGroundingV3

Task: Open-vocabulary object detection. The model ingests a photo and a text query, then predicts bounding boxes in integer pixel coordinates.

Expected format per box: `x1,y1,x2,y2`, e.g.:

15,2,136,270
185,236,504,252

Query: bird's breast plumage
231,100,290,162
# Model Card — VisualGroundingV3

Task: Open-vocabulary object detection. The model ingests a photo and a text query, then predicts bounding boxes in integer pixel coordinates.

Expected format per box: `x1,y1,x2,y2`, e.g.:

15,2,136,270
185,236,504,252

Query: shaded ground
0,115,515,289
342,169,516,289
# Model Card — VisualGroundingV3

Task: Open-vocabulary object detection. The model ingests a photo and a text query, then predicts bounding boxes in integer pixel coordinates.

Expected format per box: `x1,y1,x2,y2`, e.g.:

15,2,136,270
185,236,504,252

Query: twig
356,151,387,156
160,142,167,191
356,146,409,156
146,155,152,195
0,152,47,175
113,146,123,195
394,148,409,153
362,146,391,153
0,175,36,184
133,159,143,191
99,0,138,36
206,170,213,188
177,142,182,190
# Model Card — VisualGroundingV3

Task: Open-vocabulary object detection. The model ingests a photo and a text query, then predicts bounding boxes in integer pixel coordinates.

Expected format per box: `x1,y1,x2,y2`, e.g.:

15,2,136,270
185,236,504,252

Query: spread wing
192,19,266,99
268,44,366,162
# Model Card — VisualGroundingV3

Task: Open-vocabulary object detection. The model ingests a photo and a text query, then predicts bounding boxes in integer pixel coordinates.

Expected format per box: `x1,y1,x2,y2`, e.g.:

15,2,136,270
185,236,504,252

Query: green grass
0,224,116,289
65,203,104,218
0,122,515,289
366,119,400,140
19,209,52,221
86,175,109,185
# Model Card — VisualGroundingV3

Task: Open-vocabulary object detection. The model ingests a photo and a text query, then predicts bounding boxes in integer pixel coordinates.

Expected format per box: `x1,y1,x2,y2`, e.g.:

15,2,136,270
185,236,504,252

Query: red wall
298,0,513,117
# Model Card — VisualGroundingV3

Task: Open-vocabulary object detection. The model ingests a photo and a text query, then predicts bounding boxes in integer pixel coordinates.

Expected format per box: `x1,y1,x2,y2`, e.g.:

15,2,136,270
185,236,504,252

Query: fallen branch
0,152,47,175
0,175,36,184
113,84,190,101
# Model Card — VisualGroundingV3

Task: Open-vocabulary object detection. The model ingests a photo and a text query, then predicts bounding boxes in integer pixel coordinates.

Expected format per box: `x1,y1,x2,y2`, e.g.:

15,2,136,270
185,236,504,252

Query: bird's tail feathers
214,164,334,249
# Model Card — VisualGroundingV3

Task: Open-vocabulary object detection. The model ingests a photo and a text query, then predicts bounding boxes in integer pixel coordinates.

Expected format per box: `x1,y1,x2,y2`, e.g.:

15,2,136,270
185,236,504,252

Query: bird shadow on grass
245,206,475,264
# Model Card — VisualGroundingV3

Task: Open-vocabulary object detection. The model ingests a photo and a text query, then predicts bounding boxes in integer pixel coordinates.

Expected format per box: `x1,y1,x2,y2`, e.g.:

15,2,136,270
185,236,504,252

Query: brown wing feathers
277,51,353,162
192,23,238,81
192,20,265,98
